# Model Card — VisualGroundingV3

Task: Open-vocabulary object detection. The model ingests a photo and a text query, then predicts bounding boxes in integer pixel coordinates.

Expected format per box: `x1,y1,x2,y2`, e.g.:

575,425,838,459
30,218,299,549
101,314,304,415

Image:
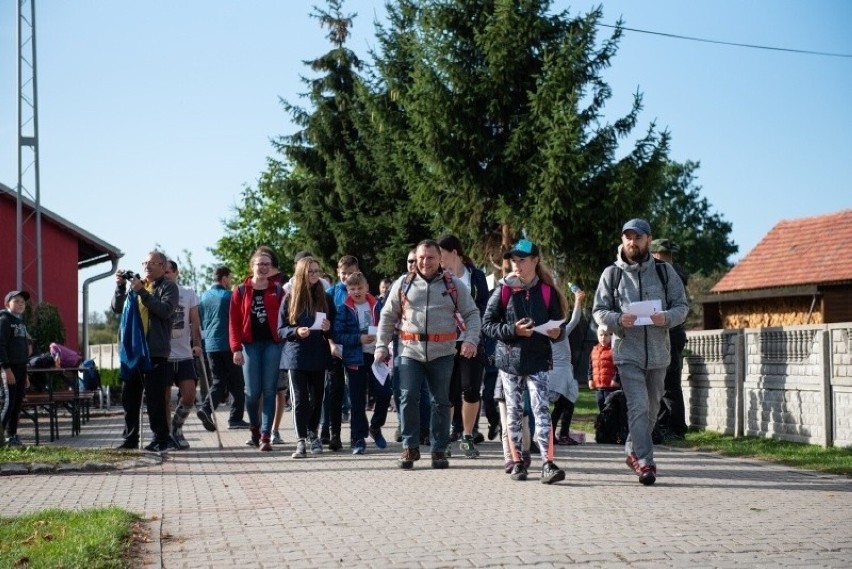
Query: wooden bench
20,392,58,445
25,367,91,442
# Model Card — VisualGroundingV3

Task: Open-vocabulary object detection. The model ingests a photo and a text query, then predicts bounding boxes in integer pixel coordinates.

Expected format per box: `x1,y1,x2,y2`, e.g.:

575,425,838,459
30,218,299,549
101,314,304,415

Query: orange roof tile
711,209,852,293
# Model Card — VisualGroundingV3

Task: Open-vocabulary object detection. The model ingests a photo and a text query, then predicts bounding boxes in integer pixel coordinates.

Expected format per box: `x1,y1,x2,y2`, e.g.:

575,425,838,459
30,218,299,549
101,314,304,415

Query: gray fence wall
684,324,852,448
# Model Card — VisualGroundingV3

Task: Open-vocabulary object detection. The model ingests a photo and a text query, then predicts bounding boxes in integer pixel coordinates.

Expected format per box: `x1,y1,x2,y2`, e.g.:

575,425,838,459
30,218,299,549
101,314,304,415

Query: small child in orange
587,326,621,412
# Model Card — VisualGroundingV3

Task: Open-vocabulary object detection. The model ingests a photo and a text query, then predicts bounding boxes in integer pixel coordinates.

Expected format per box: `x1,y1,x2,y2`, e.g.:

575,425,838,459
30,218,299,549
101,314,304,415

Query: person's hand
297,326,310,338
361,334,376,345
320,318,331,332
612,380,621,388
3,369,15,386
192,345,202,358
514,318,534,337
619,313,638,328
128,275,144,292
374,347,389,362
233,351,245,366
459,341,477,358
574,290,586,304
546,327,561,340
588,380,594,390
650,312,666,326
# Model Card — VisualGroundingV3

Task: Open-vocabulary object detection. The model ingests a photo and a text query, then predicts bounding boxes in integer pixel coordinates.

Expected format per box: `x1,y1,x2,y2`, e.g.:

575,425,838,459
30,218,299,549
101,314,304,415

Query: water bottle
568,282,581,294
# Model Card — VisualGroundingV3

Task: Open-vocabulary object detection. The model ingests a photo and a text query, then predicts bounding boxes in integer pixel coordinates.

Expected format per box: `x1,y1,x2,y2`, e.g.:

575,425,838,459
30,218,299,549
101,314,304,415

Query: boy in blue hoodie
333,272,392,454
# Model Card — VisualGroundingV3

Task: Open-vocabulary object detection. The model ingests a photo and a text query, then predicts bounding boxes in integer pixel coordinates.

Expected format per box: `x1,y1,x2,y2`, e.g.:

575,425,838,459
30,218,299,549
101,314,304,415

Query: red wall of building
1,199,81,350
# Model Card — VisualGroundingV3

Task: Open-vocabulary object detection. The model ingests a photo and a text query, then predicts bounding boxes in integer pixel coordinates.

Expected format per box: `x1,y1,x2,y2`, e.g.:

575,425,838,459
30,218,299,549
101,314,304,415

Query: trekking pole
197,353,224,450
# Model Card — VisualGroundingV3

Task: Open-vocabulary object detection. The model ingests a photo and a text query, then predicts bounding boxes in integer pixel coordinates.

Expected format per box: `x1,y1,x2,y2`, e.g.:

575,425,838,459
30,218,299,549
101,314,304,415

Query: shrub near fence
684,324,852,448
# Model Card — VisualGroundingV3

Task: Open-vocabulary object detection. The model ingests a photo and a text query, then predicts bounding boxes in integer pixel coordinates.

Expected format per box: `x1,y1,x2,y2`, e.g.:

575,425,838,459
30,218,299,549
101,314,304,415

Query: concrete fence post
734,331,745,438
820,329,832,448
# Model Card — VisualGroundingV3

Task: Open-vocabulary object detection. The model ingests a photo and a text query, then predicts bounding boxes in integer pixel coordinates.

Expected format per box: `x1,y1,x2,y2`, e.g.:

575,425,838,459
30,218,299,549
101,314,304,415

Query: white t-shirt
169,286,200,360
355,300,376,354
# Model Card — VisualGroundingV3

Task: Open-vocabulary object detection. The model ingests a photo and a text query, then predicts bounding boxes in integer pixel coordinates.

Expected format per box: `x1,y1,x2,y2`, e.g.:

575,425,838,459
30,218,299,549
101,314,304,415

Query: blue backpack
79,359,101,390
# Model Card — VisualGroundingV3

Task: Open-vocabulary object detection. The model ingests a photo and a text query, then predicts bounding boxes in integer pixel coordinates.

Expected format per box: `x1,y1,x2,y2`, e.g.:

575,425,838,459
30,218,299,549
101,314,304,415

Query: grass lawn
0,507,143,569
0,445,137,467
570,388,852,477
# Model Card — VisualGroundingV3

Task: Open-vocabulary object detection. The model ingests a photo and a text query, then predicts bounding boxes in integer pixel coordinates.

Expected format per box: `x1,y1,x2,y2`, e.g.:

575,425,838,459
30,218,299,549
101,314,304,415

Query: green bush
31,302,67,354
99,368,122,388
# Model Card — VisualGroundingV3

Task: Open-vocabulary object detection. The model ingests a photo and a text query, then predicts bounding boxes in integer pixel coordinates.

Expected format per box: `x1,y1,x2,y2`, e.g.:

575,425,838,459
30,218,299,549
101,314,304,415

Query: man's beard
624,243,649,264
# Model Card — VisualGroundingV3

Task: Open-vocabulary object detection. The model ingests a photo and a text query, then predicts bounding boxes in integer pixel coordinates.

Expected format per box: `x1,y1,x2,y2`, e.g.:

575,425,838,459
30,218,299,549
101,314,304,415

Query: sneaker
504,460,515,474
259,434,272,452
449,429,462,443
472,431,485,445
639,464,657,486
292,439,307,459
521,450,531,469
459,435,480,459
164,438,180,451
556,435,580,446
510,462,528,481
328,434,342,451
310,436,323,454
352,439,366,455
116,439,138,450
320,430,331,445
398,447,421,469
487,423,500,441
394,428,402,443
228,419,250,430
245,428,261,448
272,430,283,445
143,440,168,453
369,427,387,449
626,452,641,474
431,451,449,469
541,461,566,485
196,408,217,432
5,434,24,448
171,428,190,450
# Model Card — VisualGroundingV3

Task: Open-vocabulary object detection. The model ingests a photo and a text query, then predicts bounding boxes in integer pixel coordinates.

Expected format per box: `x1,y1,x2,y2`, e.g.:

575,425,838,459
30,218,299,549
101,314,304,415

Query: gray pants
618,363,665,467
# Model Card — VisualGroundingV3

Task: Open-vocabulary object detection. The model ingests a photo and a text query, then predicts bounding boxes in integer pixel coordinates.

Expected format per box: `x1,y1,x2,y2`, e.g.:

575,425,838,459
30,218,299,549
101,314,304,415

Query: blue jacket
326,281,348,308
199,284,232,353
333,293,380,367
278,292,336,371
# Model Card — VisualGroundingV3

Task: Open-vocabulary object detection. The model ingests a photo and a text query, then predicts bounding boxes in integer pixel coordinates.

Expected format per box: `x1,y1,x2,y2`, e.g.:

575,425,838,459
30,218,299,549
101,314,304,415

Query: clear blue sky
1,1,850,319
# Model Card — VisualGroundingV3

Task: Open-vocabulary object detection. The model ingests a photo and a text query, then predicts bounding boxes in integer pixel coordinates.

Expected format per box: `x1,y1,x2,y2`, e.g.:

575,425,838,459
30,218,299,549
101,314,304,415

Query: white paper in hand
309,312,326,330
371,359,390,385
533,319,564,335
625,300,661,326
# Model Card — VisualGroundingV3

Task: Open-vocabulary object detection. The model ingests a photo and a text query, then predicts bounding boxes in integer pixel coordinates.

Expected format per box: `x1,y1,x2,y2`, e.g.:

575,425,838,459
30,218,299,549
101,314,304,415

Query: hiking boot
328,434,343,451
271,430,283,445
487,423,500,441
541,461,566,485
472,431,485,445
556,434,579,446
398,447,421,469
260,434,272,452
352,439,366,455
196,408,217,432
510,462,528,481
310,436,323,454
626,452,641,474
171,426,190,450
246,427,261,448
228,419,250,430
394,428,402,443
639,465,657,486
459,435,480,459
369,426,387,449
292,439,307,459
431,451,449,469
521,450,532,469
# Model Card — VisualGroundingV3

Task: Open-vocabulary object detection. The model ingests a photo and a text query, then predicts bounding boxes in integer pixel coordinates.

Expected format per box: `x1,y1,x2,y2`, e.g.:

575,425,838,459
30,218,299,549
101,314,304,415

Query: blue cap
622,218,651,236
502,239,540,259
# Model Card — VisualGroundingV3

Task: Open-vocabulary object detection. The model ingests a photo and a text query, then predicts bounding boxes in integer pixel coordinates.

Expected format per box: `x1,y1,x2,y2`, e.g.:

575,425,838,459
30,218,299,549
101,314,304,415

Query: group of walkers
103,217,687,486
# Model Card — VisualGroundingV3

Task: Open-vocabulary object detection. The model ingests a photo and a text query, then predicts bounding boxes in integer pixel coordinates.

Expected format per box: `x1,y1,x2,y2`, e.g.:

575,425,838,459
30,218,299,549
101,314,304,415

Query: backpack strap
654,259,670,309
398,272,417,322
500,284,511,309
441,271,460,311
500,281,552,309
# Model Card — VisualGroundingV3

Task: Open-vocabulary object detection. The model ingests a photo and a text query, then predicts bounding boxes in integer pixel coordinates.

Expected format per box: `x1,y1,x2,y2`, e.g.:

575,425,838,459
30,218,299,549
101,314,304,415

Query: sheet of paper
309,312,326,330
626,300,661,326
533,319,564,334
368,325,378,336
371,359,390,385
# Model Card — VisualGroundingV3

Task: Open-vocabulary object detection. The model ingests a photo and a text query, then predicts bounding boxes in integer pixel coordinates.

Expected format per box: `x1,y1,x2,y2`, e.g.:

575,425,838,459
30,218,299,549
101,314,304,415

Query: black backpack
28,352,55,369
594,390,629,444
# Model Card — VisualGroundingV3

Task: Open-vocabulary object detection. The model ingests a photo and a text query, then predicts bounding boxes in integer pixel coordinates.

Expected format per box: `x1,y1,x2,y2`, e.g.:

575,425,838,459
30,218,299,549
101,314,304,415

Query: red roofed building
702,209,852,329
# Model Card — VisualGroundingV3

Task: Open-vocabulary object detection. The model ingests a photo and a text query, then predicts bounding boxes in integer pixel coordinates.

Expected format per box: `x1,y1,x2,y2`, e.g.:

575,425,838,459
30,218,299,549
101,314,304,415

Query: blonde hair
345,272,368,287
533,261,568,319
287,257,328,325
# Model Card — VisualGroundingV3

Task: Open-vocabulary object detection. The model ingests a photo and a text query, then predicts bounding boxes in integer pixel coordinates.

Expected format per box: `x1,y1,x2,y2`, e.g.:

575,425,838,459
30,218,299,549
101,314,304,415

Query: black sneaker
398,447,420,470
143,440,168,453
116,439,138,450
540,461,566,485
196,408,217,432
431,451,449,469
639,465,657,486
487,423,500,441
510,462,528,481
472,431,485,445
320,431,331,445
328,434,342,451
228,419,250,430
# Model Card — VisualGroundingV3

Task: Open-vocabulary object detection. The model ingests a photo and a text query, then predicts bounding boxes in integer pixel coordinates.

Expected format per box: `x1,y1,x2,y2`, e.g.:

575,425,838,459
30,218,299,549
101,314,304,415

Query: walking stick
197,353,224,449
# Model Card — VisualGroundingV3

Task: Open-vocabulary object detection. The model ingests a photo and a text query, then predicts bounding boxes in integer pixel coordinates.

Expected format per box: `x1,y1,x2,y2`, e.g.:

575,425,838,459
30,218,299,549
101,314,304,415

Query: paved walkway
3,405,852,568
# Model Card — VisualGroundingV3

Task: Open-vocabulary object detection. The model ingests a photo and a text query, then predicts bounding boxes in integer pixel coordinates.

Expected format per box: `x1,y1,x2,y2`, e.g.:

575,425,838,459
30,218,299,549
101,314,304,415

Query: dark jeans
290,369,326,440
205,351,246,424
482,369,500,431
550,395,575,437
657,329,688,436
321,358,346,437
1,364,26,437
121,357,170,446
346,354,392,442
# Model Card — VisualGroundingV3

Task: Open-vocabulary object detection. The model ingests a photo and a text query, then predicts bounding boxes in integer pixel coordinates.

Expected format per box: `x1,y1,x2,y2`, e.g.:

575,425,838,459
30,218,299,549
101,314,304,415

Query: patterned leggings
499,370,554,464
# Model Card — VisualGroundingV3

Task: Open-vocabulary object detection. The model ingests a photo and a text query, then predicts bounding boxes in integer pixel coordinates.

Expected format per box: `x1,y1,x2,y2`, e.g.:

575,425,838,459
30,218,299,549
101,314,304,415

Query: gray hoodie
377,270,481,363
592,245,688,370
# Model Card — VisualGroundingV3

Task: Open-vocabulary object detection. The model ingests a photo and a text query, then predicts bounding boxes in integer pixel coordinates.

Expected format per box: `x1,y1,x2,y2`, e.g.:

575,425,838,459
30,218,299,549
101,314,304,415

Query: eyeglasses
308,270,321,275
141,261,162,267
407,259,416,264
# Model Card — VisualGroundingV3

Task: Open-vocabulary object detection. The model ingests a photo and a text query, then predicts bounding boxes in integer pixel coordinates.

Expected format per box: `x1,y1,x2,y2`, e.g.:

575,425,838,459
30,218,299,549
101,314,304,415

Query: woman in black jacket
482,239,567,484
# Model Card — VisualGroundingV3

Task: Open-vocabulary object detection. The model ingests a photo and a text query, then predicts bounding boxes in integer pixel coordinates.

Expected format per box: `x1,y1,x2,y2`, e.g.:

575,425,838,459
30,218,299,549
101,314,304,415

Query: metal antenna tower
17,0,43,301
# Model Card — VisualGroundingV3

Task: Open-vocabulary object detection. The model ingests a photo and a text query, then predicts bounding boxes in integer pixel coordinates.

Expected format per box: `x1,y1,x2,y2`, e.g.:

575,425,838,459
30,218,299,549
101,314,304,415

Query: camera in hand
117,269,140,281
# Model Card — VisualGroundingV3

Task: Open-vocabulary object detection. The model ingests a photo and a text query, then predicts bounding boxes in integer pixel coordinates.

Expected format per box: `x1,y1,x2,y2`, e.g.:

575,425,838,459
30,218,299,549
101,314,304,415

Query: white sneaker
310,437,323,454
292,439,307,459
